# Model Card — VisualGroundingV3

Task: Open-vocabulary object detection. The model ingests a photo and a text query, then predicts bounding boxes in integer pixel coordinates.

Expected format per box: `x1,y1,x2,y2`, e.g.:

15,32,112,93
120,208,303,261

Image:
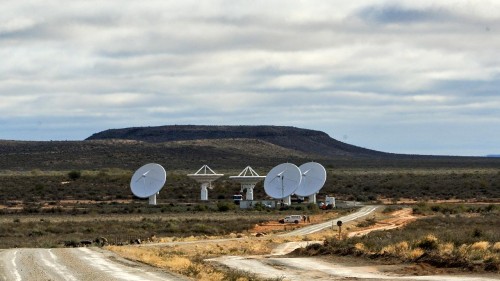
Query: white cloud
0,1,500,155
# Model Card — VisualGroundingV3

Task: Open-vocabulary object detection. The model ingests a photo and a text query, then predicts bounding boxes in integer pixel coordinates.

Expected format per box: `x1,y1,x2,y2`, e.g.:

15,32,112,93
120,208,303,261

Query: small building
239,200,276,209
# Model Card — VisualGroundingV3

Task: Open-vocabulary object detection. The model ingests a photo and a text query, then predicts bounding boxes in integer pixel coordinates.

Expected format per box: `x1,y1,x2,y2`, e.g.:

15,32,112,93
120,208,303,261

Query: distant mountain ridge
86,125,388,157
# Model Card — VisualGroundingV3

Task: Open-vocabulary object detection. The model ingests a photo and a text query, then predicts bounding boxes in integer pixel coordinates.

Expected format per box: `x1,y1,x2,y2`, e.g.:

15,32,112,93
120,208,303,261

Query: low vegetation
1,168,499,212
295,203,500,272
108,237,285,281
0,211,279,248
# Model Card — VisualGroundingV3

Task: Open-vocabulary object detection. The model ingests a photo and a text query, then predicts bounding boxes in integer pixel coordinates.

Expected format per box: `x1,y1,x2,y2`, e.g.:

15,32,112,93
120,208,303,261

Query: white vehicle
279,215,303,224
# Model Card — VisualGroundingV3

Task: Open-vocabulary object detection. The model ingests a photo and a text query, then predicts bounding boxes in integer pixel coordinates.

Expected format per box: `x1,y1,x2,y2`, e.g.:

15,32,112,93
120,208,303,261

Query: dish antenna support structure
295,162,327,204
229,166,265,201
130,163,167,205
264,163,302,206
187,165,224,201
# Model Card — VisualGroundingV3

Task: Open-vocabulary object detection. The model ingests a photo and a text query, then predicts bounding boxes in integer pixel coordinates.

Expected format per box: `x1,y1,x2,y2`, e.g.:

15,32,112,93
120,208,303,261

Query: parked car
278,215,302,224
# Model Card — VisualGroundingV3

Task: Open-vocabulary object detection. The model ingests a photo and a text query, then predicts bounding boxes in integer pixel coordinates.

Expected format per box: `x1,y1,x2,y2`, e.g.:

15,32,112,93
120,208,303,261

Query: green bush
217,201,235,212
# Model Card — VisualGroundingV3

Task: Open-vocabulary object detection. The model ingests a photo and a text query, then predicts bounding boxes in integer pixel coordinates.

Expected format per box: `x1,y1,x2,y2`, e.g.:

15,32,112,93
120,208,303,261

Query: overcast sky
1,1,499,156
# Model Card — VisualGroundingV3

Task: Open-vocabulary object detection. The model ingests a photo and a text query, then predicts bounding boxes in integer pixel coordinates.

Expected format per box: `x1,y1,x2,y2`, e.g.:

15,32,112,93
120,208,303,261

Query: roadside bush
217,202,235,212
306,203,320,213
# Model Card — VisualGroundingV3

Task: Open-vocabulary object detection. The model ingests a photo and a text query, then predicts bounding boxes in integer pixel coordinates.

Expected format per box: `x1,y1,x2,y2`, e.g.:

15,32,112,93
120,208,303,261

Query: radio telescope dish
229,166,265,201
295,162,326,200
130,163,166,204
187,165,224,201
264,163,301,200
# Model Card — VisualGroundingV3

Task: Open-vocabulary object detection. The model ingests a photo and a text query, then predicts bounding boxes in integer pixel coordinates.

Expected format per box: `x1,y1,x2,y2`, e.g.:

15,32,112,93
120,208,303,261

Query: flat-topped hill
86,125,386,158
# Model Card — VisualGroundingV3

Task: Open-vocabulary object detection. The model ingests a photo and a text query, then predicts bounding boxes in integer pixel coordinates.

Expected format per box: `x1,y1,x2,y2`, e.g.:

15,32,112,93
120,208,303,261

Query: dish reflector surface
295,162,327,197
264,163,301,199
130,163,166,198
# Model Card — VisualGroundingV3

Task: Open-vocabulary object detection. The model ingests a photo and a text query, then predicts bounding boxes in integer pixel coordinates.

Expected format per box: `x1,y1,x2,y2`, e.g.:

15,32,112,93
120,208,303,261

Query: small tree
68,170,81,181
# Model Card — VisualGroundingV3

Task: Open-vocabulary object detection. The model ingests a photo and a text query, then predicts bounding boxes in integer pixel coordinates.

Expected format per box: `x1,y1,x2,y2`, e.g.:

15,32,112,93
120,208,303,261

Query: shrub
416,234,439,251
356,218,376,228
68,170,81,180
217,202,235,212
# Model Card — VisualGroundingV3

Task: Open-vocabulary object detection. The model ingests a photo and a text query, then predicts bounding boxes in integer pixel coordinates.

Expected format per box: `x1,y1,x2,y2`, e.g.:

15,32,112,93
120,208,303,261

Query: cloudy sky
1,1,499,156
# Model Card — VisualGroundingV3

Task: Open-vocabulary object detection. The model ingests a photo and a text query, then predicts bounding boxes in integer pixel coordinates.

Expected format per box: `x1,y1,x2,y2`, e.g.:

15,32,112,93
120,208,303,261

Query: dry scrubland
96,205,500,281
1,167,499,208
296,204,500,273
1,135,499,279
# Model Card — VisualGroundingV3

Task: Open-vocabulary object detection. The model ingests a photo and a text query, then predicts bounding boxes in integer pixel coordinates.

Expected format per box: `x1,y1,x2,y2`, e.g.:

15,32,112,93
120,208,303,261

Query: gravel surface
0,247,187,281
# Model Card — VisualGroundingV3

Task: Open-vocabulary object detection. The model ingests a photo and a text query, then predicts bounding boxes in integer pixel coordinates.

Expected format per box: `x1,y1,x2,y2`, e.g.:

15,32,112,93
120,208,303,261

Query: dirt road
0,247,187,281
280,205,379,237
210,255,499,281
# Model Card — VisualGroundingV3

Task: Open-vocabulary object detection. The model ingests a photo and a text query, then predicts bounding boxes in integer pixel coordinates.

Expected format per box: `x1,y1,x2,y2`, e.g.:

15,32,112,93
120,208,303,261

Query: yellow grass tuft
493,242,500,252
196,270,225,281
380,245,396,255
457,244,469,258
471,241,490,251
438,242,454,255
409,248,425,259
354,242,366,252
380,241,410,256
396,241,409,252
423,234,438,243
164,256,192,271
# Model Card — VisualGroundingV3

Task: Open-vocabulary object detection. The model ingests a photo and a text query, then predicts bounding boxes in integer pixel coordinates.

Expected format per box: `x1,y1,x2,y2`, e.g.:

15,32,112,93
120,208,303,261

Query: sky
1,1,499,156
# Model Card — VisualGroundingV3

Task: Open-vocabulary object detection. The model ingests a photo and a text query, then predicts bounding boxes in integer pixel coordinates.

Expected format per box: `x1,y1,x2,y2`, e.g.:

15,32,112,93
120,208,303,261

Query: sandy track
0,247,187,281
348,207,417,237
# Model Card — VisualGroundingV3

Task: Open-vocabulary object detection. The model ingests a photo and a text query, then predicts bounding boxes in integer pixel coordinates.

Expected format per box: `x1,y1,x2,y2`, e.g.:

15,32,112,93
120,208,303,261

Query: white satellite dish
264,163,301,205
229,166,265,201
187,165,224,201
295,162,327,203
130,163,166,205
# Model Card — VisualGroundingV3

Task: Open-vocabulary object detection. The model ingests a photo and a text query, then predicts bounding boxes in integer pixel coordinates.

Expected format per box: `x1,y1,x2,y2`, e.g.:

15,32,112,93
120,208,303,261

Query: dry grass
471,241,490,251
493,242,500,252
108,236,282,281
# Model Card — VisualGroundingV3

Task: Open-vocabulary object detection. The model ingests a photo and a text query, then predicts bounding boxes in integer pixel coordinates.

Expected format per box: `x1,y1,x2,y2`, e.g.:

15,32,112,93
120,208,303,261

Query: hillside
2,125,500,172
86,125,387,158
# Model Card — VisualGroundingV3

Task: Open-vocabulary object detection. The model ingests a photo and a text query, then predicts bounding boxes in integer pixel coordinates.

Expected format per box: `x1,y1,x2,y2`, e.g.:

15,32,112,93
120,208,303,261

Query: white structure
187,165,224,201
264,163,302,206
130,163,167,205
229,166,265,201
295,162,327,204
239,200,276,209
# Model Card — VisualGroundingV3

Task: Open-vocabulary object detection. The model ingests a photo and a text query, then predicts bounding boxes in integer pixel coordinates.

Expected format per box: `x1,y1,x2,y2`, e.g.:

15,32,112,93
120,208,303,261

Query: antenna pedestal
188,165,223,201
284,195,291,205
242,184,255,201
308,194,316,204
149,194,157,205
200,183,209,201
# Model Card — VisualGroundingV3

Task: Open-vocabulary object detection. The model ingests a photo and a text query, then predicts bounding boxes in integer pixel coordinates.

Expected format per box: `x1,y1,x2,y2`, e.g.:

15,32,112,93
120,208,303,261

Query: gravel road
0,247,187,281
280,205,379,236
